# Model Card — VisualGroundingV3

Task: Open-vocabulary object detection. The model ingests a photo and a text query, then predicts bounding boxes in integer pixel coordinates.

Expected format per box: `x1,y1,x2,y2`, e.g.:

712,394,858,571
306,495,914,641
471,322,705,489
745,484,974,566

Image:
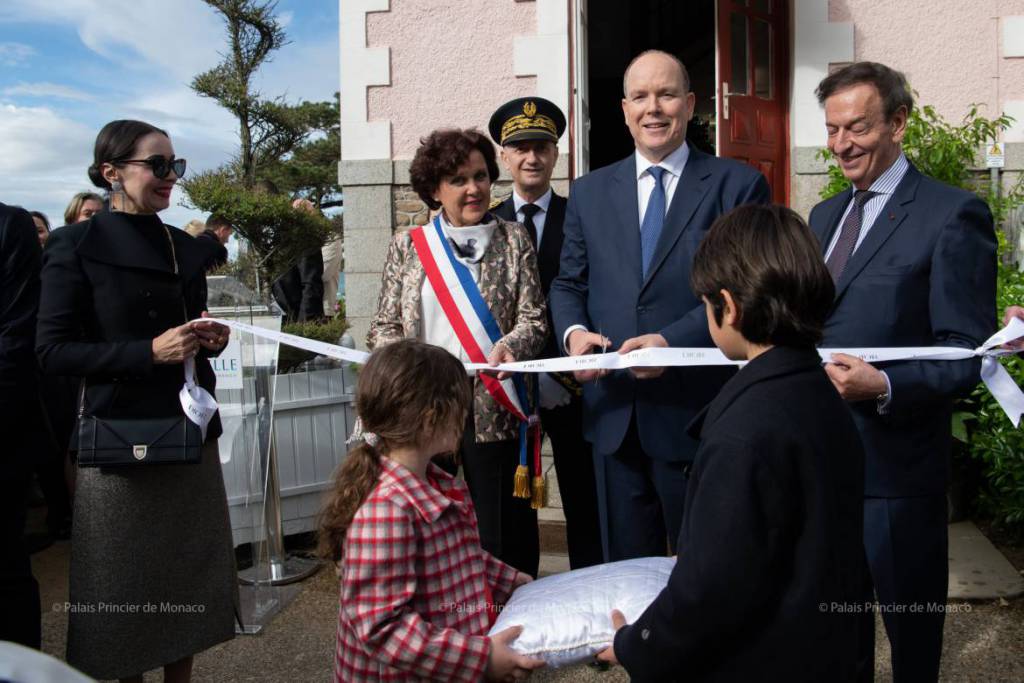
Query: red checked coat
335,457,521,682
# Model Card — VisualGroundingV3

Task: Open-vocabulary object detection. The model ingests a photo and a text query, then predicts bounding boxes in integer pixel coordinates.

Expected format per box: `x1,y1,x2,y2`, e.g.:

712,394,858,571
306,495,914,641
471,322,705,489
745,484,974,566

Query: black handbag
76,223,204,467
77,413,203,466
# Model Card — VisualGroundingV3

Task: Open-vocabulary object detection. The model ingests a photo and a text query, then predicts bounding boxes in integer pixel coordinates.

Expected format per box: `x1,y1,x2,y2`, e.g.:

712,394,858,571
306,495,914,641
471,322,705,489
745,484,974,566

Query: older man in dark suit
550,50,770,561
0,202,42,648
488,96,602,569
809,62,996,681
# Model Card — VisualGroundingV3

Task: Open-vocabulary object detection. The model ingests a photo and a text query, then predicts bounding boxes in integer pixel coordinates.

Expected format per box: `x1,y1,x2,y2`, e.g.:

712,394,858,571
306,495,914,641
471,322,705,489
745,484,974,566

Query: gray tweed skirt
66,440,238,679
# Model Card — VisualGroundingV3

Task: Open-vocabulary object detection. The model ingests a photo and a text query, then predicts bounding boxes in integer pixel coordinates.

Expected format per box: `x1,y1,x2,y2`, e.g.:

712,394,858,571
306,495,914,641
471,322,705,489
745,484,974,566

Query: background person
549,49,770,562
188,214,231,273
809,62,997,681
62,191,104,227
30,211,50,246
259,180,325,322
488,96,602,570
368,128,548,577
36,119,237,683
0,201,43,649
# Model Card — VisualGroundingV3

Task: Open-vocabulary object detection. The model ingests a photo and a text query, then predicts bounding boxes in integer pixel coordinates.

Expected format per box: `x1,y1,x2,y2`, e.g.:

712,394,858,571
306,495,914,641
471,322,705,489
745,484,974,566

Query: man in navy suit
488,97,603,569
809,62,996,681
549,50,770,561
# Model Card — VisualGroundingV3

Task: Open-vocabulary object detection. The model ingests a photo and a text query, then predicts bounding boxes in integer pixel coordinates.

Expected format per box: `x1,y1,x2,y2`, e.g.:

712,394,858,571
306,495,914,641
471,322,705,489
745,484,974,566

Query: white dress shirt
563,143,690,351
512,187,553,246
635,142,689,228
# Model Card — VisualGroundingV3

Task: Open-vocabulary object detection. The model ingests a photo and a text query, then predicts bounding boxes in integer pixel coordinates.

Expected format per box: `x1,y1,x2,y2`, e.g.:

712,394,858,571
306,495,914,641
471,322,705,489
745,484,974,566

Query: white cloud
0,41,35,66
3,81,95,101
0,0,340,229
0,0,223,80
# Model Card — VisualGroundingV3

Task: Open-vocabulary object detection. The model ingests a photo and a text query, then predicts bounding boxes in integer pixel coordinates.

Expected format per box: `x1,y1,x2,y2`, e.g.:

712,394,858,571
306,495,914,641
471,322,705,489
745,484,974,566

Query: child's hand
485,625,545,681
511,572,533,590
595,609,628,665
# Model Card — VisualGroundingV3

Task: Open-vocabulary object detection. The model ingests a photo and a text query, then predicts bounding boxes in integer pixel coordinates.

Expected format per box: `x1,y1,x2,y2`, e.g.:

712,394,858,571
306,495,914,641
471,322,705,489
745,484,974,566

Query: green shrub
278,315,351,373
181,170,334,283
961,231,1024,527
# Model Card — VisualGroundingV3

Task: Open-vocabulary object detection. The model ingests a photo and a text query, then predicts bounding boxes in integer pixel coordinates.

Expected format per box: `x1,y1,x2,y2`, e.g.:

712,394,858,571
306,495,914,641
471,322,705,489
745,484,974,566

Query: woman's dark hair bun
87,164,109,190
90,119,169,192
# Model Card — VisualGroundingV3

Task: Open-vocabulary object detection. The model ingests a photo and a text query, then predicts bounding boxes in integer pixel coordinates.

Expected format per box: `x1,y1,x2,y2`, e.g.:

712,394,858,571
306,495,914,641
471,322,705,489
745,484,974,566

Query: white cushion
488,556,675,667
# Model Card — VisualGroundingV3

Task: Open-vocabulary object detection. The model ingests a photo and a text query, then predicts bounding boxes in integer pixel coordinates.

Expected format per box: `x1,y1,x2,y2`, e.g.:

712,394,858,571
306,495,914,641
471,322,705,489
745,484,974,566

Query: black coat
36,211,222,442
615,346,870,682
492,192,567,361
194,229,228,273
0,202,41,398
272,250,324,322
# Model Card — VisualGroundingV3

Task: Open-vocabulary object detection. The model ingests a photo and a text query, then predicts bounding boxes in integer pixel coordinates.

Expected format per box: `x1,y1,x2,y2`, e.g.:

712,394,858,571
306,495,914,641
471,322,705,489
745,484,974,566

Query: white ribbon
185,317,1024,427
179,356,219,441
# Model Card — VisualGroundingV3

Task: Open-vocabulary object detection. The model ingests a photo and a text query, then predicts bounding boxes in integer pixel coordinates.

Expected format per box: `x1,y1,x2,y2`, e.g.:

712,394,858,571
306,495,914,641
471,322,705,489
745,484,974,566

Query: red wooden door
716,0,789,204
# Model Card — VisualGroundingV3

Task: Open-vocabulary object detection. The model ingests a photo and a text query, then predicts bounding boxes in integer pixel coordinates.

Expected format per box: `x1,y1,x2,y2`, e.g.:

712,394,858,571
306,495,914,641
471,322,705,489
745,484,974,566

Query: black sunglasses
119,155,187,179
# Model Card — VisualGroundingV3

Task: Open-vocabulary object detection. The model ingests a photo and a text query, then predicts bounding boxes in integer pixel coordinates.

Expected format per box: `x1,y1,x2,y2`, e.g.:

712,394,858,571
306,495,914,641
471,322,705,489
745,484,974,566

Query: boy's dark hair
815,61,913,120
690,204,835,347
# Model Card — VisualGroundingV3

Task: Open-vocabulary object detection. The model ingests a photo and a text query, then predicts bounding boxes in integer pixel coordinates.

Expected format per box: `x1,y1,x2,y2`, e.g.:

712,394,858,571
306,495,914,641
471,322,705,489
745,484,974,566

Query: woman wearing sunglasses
36,120,237,683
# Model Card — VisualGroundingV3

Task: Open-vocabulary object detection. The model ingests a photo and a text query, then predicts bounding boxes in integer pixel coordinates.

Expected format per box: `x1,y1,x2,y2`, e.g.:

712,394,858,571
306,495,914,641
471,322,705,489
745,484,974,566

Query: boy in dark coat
599,204,872,681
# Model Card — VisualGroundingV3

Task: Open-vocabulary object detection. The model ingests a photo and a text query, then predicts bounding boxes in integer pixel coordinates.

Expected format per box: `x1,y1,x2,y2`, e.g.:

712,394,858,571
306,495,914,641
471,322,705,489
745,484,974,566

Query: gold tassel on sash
513,464,531,498
530,475,546,509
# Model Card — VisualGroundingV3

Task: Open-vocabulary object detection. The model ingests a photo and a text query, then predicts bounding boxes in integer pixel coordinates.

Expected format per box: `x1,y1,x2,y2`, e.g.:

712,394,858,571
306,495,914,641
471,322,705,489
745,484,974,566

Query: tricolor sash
410,216,545,505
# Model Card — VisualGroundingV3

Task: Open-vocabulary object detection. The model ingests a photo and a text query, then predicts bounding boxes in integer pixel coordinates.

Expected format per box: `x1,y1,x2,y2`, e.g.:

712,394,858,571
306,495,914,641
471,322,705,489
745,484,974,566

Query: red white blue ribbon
410,216,530,421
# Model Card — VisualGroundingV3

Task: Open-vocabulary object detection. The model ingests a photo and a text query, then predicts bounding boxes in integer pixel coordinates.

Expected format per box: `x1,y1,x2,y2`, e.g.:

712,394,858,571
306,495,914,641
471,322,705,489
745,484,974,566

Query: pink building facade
340,0,1024,347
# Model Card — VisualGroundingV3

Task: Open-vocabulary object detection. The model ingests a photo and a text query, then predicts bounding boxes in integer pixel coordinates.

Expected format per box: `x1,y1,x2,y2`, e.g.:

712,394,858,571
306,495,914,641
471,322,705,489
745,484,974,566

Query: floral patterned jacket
367,217,548,442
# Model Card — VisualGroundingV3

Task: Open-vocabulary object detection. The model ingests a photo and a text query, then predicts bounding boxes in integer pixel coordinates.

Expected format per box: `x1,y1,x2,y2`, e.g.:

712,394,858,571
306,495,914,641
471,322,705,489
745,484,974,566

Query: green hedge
960,231,1024,528
278,313,350,373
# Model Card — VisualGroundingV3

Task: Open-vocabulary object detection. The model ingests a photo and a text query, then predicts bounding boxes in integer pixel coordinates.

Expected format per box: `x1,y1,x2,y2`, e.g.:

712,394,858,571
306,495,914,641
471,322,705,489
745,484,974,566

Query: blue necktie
641,166,666,278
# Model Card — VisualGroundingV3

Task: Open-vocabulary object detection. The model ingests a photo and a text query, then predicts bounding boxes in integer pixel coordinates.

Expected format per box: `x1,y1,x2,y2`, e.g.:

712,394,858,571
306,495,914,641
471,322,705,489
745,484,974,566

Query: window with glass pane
752,0,770,13
730,13,749,95
753,19,772,99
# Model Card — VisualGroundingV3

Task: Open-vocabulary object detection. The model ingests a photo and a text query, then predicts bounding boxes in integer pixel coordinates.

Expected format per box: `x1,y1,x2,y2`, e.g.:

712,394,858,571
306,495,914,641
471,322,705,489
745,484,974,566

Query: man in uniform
488,97,603,569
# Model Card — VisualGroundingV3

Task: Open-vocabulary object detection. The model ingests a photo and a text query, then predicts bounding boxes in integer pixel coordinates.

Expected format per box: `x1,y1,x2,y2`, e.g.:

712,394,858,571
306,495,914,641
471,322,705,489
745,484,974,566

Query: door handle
720,82,746,120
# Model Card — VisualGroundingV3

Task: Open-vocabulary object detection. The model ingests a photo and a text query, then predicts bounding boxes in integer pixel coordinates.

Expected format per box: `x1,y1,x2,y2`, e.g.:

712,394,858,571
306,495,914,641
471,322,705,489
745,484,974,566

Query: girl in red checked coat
318,339,545,682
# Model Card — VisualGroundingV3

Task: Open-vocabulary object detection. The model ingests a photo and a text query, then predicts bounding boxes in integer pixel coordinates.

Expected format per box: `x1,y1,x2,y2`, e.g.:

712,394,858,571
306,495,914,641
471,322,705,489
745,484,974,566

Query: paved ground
31,526,1024,683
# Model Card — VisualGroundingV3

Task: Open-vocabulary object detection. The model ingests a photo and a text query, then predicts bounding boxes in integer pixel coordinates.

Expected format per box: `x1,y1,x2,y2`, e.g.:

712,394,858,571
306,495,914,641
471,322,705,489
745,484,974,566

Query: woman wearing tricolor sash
368,128,548,577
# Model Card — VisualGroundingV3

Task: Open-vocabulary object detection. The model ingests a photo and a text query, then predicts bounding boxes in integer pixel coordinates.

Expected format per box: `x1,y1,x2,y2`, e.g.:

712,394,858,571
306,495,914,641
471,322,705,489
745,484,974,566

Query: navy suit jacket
550,145,770,460
493,192,567,362
615,347,870,682
809,163,996,497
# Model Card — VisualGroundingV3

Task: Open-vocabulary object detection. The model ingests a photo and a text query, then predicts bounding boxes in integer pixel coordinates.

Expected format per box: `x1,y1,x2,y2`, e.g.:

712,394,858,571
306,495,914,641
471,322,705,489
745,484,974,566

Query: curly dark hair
408,128,500,210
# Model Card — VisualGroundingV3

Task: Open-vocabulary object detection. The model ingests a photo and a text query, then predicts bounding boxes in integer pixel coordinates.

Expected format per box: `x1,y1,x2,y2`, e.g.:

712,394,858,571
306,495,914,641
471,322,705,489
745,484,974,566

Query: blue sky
0,0,340,229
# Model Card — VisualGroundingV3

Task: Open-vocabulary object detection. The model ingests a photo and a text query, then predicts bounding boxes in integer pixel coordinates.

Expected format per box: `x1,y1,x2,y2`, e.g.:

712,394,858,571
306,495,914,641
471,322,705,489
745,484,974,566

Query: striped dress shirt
823,153,910,260
822,152,910,409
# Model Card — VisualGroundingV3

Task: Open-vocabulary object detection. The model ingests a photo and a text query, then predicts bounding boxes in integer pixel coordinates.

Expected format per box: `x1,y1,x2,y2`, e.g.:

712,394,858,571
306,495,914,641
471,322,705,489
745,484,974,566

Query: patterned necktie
520,203,541,247
825,190,876,283
641,166,666,278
